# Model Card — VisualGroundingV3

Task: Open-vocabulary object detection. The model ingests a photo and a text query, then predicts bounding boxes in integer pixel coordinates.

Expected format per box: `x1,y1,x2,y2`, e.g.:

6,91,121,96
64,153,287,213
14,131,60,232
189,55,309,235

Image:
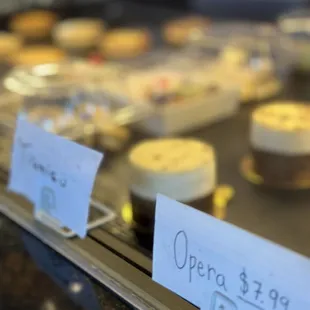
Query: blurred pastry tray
135,87,240,136
101,52,241,136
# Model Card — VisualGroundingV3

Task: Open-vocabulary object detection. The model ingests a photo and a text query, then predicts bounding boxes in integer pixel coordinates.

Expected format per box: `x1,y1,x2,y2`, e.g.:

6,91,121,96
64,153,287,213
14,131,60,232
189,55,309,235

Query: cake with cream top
129,138,216,228
250,102,310,187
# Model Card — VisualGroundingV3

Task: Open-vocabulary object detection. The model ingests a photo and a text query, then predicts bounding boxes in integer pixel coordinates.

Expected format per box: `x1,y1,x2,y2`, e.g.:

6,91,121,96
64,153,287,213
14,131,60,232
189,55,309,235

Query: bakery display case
0,0,309,309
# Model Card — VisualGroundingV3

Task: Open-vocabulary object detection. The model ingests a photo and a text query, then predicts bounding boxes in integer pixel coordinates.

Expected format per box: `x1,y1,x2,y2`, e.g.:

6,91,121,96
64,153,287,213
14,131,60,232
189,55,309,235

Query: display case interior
0,1,309,309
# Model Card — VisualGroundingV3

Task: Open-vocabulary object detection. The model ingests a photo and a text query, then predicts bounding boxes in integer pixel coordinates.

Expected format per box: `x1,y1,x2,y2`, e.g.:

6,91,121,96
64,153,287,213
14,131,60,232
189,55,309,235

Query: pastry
10,10,58,40
126,69,219,105
53,18,104,51
250,102,310,187
162,16,210,46
10,45,66,66
0,32,22,60
99,28,151,59
129,138,216,231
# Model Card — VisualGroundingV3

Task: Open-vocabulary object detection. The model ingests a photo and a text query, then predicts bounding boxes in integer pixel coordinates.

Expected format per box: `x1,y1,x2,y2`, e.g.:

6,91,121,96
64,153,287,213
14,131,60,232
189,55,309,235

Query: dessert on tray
129,138,216,236
250,102,310,188
79,53,240,135
126,68,220,105
120,65,239,135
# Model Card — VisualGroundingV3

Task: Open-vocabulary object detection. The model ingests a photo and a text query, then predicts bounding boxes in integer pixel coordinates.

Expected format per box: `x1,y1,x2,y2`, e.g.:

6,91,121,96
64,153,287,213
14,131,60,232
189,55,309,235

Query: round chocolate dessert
250,102,310,187
129,139,216,232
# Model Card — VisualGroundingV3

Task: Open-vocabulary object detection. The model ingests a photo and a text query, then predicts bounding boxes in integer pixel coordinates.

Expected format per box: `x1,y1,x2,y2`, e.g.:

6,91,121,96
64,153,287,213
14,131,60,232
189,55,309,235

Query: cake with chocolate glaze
250,102,310,187
129,138,216,232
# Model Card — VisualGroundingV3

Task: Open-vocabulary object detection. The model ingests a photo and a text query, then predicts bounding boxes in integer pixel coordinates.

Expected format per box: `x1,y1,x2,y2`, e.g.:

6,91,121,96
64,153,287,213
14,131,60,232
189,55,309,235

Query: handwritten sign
8,117,103,238
153,194,310,310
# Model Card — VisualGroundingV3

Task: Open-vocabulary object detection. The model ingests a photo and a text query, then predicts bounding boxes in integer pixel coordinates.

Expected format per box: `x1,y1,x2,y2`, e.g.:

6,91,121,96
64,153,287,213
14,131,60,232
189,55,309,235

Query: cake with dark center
250,102,310,187
129,138,216,235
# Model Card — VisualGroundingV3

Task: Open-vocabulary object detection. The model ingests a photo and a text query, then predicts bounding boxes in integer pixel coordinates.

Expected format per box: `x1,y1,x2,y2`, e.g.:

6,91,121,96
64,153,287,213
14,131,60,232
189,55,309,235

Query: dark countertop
0,214,134,310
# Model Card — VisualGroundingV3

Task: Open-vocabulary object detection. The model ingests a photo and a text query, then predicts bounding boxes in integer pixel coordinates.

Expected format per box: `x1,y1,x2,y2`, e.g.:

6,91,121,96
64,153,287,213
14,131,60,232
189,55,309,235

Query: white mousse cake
250,102,310,186
129,138,216,228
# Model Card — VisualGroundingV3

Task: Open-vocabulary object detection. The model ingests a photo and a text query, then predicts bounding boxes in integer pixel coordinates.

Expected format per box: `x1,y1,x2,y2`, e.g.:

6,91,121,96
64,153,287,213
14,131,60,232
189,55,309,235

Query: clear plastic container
4,62,81,132
183,21,294,102
278,8,310,72
3,60,152,150
187,21,295,79
4,60,151,124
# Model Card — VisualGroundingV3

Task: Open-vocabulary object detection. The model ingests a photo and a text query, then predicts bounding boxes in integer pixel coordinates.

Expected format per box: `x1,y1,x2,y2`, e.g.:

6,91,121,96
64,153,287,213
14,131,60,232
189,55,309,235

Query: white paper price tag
8,117,103,238
153,194,310,310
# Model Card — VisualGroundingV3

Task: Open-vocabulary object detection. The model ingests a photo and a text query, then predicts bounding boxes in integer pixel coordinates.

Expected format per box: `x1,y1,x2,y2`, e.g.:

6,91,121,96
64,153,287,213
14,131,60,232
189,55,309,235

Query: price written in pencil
239,269,290,310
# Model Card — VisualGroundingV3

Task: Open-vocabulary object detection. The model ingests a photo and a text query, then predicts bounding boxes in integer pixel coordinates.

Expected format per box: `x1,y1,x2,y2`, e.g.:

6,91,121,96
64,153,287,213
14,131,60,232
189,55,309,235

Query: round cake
10,10,58,40
53,18,104,51
129,138,216,229
162,16,210,46
99,28,151,59
250,102,310,186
